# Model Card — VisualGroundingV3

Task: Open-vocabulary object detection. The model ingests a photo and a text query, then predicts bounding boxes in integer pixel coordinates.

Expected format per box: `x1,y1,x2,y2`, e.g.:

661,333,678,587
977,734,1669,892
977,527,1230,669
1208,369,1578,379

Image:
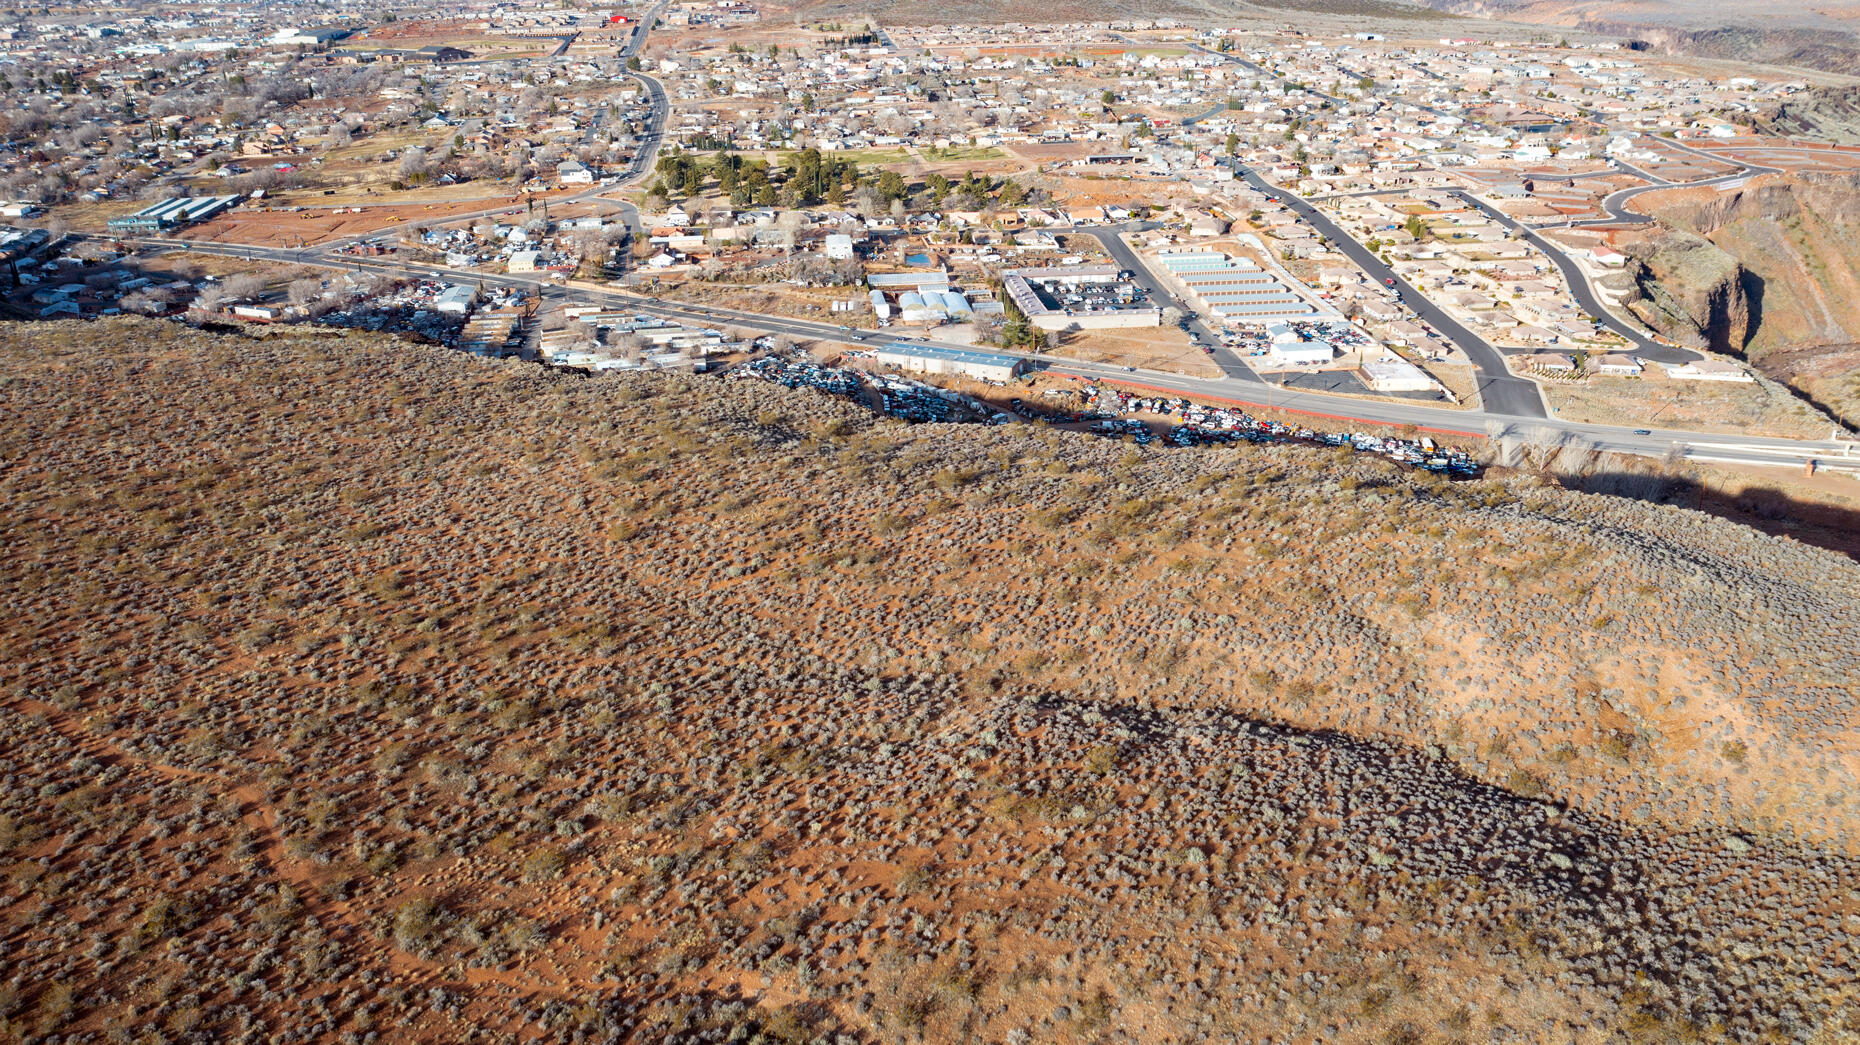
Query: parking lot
1078,384,1478,474
733,355,1004,425
728,356,1477,476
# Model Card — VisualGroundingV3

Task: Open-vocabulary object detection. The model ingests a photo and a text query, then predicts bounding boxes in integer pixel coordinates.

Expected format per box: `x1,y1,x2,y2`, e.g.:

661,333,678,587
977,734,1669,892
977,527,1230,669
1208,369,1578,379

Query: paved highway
1229,162,1551,418
155,236,1857,472
107,38,1860,474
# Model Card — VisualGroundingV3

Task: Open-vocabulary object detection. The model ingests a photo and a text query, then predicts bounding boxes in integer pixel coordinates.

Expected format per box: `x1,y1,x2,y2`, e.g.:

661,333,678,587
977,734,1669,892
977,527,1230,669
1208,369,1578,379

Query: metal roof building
874,343,1026,383
107,195,240,231
868,270,950,293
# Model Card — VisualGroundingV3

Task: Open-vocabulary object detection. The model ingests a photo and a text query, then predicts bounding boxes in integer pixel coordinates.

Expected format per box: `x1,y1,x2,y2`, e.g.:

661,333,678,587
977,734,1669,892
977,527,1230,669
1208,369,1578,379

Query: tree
1404,214,1428,241
223,273,267,302
1224,132,1238,156
398,146,428,182
1101,89,1115,106
121,288,172,314
192,284,229,314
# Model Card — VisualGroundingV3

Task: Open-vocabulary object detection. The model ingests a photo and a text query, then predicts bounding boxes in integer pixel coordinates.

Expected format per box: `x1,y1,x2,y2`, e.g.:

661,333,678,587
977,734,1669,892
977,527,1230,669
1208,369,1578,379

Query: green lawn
919,146,1007,163
773,148,914,166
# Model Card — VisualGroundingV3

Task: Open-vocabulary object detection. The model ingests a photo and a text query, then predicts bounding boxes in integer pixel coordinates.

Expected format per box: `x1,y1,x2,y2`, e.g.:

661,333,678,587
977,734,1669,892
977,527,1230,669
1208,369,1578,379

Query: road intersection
155,235,1858,474
106,14,1858,475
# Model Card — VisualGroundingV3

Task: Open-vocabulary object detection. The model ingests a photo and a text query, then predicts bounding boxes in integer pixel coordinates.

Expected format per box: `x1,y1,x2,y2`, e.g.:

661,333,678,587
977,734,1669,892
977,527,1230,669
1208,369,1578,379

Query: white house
824,234,855,260
1668,359,1753,382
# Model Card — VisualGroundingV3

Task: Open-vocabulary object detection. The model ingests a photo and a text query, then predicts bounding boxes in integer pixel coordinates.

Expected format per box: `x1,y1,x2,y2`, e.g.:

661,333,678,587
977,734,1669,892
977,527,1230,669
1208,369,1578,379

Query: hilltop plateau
2,320,1859,1044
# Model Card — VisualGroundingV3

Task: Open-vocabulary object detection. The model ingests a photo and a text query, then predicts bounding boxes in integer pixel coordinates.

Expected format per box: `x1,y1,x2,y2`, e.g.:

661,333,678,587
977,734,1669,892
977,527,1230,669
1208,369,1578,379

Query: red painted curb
1092,377,1488,439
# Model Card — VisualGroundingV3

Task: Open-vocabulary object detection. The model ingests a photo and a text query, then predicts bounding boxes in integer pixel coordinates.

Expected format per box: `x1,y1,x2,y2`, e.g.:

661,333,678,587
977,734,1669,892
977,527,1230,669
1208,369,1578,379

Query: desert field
0,319,1857,1043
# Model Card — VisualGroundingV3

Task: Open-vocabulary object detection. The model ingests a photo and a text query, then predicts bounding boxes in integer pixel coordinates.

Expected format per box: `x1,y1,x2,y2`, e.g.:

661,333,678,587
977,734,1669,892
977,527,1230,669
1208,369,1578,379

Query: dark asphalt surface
1072,224,1264,384
147,237,1857,466
1449,190,1700,364
1230,163,1549,418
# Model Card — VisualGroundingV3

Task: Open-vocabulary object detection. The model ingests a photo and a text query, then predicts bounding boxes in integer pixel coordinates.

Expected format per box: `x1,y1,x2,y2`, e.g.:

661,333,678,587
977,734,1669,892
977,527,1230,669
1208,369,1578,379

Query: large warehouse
1000,265,1160,331
874,343,1026,382
107,195,241,232
1155,250,1320,324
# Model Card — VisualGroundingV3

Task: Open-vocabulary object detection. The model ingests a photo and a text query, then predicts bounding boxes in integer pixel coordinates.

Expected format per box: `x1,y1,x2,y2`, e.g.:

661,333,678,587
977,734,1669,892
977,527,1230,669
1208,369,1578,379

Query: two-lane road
1231,163,1549,418
1450,189,1700,363
1071,224,1264,384
146,236,1860,471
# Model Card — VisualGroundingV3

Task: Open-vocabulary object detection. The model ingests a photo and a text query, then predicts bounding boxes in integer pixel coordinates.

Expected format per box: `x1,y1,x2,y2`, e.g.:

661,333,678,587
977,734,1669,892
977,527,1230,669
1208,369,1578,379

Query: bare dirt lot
1540,366,1837,439
626,277,877,327
177,198,545,247
1045,324,1223,377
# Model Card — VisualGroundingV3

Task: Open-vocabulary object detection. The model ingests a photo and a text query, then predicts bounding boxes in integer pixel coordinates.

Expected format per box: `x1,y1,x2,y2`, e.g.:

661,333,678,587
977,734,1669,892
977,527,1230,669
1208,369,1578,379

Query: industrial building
874,343,1025,382
1000,265,1159,331
1358,356,1438,393
869,270,973,325
434,285,479,315
1155,250,1320,324
107,195,241,232
1270,341,1334,365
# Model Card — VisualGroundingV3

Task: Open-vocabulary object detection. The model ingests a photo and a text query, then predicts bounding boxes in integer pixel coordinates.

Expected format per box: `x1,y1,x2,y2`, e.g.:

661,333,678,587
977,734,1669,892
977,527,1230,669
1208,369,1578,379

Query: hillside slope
1645,173,1860,426
2,319,1858,1043
1403,0,1860,75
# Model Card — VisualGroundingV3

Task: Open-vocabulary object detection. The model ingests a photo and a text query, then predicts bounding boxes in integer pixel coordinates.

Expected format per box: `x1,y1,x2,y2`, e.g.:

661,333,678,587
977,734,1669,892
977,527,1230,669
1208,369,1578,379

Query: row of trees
645,149,1046,222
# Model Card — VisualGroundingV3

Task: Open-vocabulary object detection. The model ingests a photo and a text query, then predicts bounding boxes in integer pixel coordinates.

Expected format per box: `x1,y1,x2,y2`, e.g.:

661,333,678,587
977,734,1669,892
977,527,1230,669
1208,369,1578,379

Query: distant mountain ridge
1404,0,1860,75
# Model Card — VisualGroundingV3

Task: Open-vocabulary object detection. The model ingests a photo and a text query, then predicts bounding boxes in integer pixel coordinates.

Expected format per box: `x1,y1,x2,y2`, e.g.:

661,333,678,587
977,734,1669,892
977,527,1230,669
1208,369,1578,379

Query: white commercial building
1359,356,1436,393
874,343,1026,382
1271,341,1334,365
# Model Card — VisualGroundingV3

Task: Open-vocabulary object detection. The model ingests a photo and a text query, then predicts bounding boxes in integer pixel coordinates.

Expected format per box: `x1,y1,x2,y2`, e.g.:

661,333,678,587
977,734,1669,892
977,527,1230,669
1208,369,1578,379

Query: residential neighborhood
2,0,1856,443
